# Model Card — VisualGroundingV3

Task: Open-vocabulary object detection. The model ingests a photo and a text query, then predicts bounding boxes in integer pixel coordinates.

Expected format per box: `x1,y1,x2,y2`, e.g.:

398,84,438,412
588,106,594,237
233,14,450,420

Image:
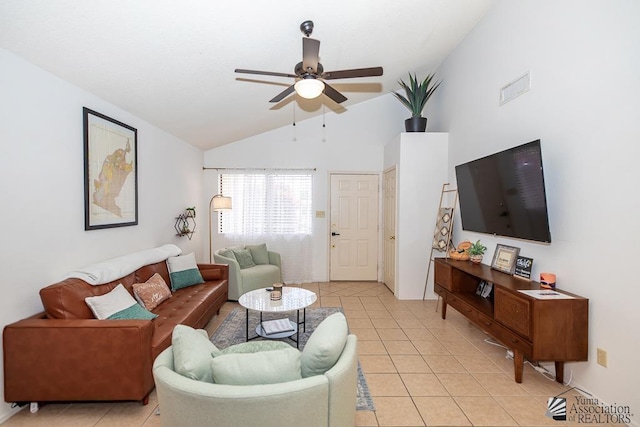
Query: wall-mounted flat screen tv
455,139,551,243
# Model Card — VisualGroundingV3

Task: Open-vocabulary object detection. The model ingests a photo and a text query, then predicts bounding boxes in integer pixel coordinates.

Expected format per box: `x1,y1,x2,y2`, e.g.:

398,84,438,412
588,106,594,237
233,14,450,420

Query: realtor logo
546,396,567,421
546,387,590,422
545,387,633,424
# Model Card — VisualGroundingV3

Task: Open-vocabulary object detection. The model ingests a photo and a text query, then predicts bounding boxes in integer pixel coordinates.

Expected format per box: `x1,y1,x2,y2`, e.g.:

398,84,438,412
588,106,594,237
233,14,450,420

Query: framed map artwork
83,108,138,230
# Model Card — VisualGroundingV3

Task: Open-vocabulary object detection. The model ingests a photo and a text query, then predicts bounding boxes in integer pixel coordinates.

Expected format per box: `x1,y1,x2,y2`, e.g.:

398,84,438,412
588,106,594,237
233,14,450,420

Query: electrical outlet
597,348,608,367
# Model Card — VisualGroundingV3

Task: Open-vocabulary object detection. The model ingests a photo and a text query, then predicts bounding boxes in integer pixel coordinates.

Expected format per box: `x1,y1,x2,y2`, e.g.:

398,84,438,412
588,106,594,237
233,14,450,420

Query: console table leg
555,361,564,384
514,351,524,383
440,301,447,319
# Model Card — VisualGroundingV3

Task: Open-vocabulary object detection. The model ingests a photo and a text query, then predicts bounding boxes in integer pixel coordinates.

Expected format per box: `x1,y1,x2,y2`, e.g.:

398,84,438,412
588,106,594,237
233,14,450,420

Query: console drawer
446,294,479,323
478,313,532,357
494,287,531,339
434,261,453,291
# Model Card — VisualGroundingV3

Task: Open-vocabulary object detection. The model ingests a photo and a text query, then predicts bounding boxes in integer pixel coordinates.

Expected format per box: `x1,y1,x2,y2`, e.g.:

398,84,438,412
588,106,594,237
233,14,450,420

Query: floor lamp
209,194,232,263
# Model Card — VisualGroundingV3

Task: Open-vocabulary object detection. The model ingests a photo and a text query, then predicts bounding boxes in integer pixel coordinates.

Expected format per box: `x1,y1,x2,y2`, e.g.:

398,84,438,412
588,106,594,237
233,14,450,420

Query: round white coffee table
238,287,317,348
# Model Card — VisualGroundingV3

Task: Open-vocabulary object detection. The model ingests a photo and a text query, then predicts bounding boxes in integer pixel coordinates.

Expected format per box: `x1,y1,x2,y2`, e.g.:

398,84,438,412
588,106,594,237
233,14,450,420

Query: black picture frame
83,108,138,230
491,244,520,274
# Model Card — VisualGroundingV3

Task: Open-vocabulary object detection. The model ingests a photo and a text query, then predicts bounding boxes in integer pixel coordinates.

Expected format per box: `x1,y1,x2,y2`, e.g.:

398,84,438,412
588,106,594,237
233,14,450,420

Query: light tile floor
3,282,607,426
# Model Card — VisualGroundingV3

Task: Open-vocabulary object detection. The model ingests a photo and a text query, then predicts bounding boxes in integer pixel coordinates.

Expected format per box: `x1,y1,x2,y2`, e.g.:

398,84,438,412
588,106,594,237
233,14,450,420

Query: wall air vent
499,71,531,105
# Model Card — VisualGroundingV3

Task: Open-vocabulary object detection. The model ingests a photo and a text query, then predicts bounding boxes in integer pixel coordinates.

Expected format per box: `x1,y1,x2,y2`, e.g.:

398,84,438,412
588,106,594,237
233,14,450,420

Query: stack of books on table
261,318,294,335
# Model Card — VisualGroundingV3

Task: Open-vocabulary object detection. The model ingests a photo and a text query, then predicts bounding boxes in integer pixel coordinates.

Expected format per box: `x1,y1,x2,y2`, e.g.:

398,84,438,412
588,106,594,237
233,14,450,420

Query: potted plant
392,72,441,132
468,240,487,264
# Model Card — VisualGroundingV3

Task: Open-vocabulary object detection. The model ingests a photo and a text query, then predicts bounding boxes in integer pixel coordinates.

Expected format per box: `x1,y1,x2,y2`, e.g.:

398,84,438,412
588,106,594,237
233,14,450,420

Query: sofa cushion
133,273,171,310
301,312,348,377
108,303,158,320
166,252,205,290
85,283,156,320
172,324,220,383
210,347,301,385
231,248,256,269
246,243,269,265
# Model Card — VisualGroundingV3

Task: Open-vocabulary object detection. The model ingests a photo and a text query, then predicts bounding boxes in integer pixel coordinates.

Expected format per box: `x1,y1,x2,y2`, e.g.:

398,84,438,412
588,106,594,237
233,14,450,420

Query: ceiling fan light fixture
294,78,325,99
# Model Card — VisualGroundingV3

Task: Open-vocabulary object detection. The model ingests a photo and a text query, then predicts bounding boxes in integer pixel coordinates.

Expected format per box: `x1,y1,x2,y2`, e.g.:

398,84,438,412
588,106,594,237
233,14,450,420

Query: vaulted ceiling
0,0,494,150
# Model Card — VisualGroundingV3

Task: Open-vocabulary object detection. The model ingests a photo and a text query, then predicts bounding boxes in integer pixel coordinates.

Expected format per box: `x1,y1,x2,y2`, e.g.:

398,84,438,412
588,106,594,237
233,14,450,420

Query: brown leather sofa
3,260,228,406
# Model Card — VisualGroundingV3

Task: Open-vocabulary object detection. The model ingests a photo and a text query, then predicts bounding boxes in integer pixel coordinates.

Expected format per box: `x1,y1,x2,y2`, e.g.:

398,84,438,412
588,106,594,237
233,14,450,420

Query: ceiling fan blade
235,69,297,79
302,38,320,74
322,66,384,80
323,83,347,104
269,85,296,103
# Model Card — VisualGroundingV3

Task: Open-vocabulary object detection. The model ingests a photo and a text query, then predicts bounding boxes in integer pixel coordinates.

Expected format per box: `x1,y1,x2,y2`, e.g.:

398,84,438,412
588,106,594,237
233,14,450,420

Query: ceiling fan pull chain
322,104,326,128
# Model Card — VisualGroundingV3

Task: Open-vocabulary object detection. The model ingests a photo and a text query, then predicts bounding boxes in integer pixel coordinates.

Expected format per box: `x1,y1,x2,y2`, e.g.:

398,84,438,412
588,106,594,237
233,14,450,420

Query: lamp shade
294,78,325,99
211,195,232,211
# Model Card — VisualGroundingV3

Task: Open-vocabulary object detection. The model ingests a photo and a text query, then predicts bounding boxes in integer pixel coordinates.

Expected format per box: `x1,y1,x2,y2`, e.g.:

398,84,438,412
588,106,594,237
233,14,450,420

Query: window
219,172,313,235
216,171,314,284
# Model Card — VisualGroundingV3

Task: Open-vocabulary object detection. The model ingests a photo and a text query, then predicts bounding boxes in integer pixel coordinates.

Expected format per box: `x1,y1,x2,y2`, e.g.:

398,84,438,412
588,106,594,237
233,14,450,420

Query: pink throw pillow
132,273,171,311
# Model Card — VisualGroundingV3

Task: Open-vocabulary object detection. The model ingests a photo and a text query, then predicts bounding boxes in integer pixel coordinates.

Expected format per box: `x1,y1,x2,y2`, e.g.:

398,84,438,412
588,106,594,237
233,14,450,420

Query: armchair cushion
219,340,291,355
246,243,269,265
301,312,348,377
172,324,220,383
210,347,301,385
231,248,256,269
217,248,236,261
166,252,205,290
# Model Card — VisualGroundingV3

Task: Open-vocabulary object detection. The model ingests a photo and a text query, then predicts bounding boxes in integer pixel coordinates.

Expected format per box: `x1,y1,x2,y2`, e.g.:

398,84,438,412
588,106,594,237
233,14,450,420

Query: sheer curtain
216,171,313,284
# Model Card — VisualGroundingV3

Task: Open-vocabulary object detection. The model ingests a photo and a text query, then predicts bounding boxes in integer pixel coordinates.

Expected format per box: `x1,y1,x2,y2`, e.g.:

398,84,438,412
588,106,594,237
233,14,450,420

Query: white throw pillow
300,312,348,377
85,284,137,320
166,252,204,290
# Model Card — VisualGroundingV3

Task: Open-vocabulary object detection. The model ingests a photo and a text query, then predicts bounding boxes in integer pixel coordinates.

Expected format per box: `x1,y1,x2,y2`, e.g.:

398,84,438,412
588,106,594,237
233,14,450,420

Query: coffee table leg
245,309,249,342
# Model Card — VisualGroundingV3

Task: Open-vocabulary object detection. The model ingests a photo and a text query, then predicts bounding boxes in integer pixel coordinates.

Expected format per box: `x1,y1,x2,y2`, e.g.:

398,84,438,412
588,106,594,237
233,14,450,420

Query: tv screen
455,140,551,243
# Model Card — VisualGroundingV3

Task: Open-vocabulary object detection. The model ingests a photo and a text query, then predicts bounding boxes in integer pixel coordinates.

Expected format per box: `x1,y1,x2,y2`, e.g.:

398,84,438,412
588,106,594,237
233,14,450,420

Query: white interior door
383,167,397,294
329,174,379,281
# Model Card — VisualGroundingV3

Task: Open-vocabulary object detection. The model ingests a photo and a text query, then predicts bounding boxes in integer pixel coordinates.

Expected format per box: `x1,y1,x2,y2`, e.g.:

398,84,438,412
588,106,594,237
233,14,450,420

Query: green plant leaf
392,72,441,117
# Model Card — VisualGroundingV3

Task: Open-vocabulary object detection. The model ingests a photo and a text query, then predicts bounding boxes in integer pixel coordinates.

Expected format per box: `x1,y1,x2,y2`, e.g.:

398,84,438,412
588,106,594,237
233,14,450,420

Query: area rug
211,307,375,411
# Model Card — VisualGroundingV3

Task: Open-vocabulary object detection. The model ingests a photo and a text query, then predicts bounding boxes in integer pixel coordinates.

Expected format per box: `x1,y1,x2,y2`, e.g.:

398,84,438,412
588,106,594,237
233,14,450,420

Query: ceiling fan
235,20,383,104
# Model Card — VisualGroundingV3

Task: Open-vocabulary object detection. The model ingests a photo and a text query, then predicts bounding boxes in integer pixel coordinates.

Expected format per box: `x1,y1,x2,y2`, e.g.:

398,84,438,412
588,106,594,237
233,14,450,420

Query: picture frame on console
491,244,520,274
83,107,138,230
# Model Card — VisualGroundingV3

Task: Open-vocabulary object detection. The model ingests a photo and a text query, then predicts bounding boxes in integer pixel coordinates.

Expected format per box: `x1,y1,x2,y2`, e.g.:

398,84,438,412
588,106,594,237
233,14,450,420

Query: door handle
331,232,341,236
390,235,395,240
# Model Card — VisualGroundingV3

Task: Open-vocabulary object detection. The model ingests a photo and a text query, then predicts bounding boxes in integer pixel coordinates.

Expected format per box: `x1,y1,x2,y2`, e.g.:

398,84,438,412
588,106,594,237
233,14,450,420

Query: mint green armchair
213,246,282,300
152,335,358,427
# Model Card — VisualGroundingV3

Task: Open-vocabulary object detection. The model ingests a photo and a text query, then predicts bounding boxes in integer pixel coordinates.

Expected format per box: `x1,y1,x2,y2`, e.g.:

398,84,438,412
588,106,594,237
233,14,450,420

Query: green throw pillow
300,312,348,377
246,243,269,265
172,324,220,383
85,283,155,320
108,303,157,320
166,252,205,290
210,347,301,385
231,248,256,269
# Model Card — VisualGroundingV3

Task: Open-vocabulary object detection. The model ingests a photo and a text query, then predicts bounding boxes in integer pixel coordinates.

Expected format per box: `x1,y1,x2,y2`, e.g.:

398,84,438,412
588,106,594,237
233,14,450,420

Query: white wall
204,95,408,281
430,1,640,424
0,48,204,422
384,133,449,300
